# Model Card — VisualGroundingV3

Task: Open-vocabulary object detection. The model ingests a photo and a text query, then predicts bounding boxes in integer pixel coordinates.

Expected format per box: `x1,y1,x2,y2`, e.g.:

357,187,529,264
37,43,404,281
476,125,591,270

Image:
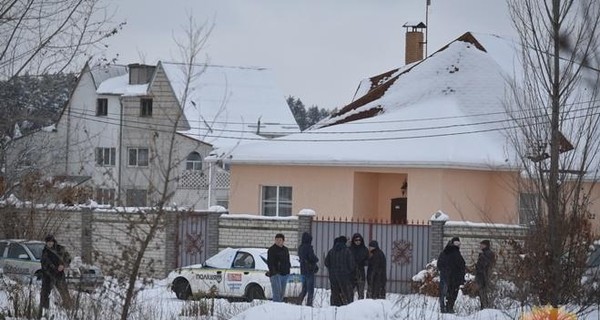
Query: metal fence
176,211,211,268
311,217,430,294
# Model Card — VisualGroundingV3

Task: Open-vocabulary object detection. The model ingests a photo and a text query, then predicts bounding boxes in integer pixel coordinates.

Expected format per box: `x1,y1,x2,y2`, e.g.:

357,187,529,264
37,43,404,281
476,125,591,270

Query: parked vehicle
0,239,104,292
168,247,303,301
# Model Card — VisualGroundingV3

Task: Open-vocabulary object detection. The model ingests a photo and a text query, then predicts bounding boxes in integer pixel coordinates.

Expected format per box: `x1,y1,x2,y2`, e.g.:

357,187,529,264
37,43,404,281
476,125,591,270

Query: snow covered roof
96,74,149,96
160,62,300,153
228,32,519,170
90,65,128,89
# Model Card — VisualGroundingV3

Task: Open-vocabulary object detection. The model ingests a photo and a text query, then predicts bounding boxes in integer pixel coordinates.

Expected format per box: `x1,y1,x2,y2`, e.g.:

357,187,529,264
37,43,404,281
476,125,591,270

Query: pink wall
229,164,519,223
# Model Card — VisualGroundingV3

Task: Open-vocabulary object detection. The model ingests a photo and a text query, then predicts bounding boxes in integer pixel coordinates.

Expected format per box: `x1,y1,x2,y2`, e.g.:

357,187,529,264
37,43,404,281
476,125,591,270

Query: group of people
266,232,387,307
437,237,496,313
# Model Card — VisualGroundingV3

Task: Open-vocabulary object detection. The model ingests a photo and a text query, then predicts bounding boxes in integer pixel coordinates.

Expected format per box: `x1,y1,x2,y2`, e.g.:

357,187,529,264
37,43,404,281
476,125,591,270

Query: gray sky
104,0,515,110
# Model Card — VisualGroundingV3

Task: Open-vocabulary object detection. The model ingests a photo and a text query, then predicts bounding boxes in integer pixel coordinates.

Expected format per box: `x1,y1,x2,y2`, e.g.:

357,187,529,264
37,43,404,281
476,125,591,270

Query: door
391,198,407,224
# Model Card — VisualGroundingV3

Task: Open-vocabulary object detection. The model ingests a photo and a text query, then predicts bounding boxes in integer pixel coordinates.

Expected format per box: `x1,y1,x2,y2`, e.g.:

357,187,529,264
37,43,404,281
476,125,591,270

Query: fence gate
176,211,211,268
312,218,430,294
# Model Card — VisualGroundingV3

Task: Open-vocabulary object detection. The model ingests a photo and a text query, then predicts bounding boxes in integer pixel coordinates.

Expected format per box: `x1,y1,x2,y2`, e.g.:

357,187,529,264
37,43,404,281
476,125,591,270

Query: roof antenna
256,117,261,135
425,0,430,56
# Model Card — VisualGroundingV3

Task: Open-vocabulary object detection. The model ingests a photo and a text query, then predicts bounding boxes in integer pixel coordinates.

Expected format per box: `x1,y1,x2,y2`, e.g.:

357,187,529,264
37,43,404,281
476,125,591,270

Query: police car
168,247,303,301
0,239,104,291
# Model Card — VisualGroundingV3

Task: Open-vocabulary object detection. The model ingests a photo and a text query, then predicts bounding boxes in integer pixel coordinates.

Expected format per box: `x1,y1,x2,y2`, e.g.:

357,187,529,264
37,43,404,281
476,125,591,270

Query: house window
95,147,116,166
128,148,149,167
96,98,108,116
186,152,202,171
519,193,540,225
96,188,115,205
261,186,292,217
126,189,147,207
140,98,153,117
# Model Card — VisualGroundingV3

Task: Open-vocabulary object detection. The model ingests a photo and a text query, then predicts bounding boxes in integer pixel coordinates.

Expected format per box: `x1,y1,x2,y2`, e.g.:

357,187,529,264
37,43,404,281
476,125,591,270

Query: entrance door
391,198,407,224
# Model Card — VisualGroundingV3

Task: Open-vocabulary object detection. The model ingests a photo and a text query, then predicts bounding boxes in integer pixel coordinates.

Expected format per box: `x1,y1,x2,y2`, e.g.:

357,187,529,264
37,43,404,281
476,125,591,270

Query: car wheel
172,278,192,300
245,284,265,302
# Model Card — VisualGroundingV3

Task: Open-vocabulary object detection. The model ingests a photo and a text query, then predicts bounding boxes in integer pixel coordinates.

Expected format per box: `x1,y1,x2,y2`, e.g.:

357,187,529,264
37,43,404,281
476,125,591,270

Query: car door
4,242,38,279
223,251,256,297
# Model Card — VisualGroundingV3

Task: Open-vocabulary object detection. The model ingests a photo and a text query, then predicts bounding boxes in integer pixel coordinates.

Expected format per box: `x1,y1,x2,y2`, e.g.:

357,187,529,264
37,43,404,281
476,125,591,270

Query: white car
168,247,303,301
0,239,104,292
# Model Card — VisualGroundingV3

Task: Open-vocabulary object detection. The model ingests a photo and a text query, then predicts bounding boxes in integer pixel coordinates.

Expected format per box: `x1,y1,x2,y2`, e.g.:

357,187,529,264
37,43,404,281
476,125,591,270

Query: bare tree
0,0,122,79
505,0,600,310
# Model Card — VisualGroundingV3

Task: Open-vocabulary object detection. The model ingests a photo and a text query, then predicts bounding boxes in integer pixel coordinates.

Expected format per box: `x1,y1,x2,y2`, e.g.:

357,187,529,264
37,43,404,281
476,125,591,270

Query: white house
9,62,299,209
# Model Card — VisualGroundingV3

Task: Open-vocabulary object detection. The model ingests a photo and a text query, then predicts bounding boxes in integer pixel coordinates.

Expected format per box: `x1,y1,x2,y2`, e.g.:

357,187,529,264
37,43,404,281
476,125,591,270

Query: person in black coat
39,234,72,316
298,232,319,306
325,236,355,306
366,240,387,299
350,233,369,299
437,237,466,313
475,239,496,309
267,233,291,302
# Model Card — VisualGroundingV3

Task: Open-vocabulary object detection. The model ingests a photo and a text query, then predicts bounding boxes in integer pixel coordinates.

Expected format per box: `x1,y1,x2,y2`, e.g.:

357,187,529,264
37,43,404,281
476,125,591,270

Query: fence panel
312,218,430,294
176,212,210,268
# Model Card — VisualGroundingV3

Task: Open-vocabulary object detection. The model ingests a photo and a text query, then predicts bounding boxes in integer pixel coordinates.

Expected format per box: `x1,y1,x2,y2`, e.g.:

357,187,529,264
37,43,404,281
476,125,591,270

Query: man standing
366,240,387,299
40,234,72,316
475,239,496,309
325,236,355,306
437,237,466,314
298,232,319,306
267,233,291,302
350,233,369,300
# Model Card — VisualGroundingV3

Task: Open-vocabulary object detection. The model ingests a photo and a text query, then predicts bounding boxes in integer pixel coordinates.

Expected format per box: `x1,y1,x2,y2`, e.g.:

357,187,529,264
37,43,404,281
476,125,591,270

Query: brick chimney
403,22,426,65
128,63,156,85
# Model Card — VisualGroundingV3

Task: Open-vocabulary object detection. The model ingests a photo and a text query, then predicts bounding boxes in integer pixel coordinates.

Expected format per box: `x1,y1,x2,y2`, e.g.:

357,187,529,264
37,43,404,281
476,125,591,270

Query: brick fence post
206,210,221,257
81,208,93,264
164,209,178,273
429,212,447,261
297,209,315,245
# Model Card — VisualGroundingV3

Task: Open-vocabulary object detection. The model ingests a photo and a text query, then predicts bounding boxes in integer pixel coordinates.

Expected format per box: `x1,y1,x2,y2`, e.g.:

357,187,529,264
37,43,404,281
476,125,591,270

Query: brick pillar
297,209,315,250
81,208,93,264
429,219,446,261
206,211,221,257
164,210,178,273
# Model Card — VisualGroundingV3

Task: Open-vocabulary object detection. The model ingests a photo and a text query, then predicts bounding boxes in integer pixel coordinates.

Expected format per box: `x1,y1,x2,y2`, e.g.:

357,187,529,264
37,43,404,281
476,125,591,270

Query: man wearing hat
40,234,72,315
475,240,496,309
437,237,466,313
366,240,387,299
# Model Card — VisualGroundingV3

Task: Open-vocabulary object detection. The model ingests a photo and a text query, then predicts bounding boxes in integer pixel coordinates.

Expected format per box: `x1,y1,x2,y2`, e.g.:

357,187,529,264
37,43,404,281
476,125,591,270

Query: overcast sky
103,0,515,110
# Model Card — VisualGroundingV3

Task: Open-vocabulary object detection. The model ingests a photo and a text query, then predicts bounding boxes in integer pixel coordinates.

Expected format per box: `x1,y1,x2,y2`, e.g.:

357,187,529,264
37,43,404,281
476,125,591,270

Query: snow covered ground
1,277,599,319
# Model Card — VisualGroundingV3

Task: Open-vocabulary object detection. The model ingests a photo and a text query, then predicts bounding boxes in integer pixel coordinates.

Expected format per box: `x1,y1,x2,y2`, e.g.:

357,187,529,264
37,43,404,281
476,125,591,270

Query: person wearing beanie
366,240,387,299
350,233,369,300
475,239,496,309
40,234,72,317
437,237,466,313
325,235,355,306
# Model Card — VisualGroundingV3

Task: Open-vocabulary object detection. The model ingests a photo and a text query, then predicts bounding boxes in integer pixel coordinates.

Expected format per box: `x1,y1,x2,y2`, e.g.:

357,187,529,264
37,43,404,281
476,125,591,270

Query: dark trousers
353,269,366,299
439,279,459,313
40,275,71,311
479,284,490,309
299,273,315,306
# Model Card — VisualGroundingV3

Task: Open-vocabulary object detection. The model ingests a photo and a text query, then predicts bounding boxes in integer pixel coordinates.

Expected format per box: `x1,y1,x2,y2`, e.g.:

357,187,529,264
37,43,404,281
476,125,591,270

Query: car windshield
25,243,45,260
589,246,600,268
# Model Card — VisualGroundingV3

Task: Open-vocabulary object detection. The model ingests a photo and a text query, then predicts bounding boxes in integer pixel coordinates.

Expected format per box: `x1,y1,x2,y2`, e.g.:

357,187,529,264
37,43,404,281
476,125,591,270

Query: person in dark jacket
350,233,369,300
267,233,291,302
366,240,387,299
437,237,466,313
325,236,355,306
39,234,72,316
475,239,496,309
298,232,319,306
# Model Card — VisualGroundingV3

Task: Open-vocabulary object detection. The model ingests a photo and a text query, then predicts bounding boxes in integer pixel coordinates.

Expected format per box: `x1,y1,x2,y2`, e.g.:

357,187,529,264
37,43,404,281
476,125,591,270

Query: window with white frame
96,188,115,205
519,192,540,225
95,147,116,166
96,98,108,116
186,152,202,171
261,186,292,217
128,148,149,167
140,98,153,117
126,188,147,207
